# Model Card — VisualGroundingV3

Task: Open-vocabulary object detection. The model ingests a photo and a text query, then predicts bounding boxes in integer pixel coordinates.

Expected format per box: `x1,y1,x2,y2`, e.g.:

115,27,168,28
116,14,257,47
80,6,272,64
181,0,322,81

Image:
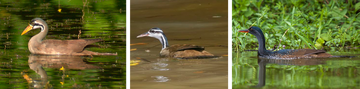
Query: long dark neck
255,59,266,87
156,33,169,50
253,32,272,56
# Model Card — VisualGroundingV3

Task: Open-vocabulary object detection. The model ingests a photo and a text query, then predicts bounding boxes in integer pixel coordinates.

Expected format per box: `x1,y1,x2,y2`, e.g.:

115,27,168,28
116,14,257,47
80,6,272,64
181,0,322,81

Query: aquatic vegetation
0,0,126,88
233,0,360,51
233,0,360,88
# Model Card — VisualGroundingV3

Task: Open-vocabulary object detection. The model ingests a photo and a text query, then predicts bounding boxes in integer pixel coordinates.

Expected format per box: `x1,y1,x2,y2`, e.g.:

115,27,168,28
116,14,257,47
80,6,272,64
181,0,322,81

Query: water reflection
130,0,228,88
152,58,169,71
151,76,170,82
26,56,48,88
28,55,99,69
25,55,99,88
151,58,170,82
0,0,125,88
254,58,327,88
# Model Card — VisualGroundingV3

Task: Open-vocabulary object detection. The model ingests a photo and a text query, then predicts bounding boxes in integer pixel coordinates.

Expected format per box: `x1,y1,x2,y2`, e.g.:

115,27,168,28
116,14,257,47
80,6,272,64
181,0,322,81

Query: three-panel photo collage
1,0,359,89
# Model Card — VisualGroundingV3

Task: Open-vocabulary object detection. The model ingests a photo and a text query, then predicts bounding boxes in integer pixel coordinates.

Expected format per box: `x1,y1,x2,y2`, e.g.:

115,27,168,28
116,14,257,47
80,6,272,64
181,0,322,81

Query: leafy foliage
233,0,360,88
233,0,360,51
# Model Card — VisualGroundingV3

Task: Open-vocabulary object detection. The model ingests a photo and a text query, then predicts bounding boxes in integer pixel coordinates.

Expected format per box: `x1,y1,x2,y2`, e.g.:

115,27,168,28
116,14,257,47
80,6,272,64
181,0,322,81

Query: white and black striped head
21,18,48,35
137,27,169,49
137,27,165,38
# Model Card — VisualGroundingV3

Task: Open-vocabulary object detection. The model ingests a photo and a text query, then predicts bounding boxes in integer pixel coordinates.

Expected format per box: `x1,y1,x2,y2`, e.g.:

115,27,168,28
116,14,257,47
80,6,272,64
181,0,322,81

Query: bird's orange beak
21,24,33,35
239,29,249,33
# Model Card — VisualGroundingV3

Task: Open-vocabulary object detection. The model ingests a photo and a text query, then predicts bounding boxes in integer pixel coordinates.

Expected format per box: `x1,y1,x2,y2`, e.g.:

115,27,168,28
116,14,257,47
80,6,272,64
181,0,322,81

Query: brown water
130,0,228,88
0,0,126,88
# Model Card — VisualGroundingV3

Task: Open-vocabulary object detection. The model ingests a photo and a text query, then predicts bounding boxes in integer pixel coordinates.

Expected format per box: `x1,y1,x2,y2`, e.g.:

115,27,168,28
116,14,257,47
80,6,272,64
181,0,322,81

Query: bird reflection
253,58,326,88
24,54,100,88
152,58,169,71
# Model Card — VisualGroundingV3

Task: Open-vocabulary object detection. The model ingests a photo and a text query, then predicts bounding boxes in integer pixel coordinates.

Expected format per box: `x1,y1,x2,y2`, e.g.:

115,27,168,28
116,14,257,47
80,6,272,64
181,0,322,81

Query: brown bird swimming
137,28,218,59
239,26,335,59
21,18,117,56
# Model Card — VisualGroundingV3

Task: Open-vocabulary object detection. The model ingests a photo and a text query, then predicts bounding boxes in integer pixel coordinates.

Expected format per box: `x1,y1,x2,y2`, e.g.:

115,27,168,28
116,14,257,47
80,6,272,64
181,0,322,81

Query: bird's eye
34,23,39,26
31,22,42,26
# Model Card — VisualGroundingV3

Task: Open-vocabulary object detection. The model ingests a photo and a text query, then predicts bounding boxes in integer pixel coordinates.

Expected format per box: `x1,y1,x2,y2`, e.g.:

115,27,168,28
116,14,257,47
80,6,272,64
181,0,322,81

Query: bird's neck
155,33,169,50
254,33,272,56
30,24,48,43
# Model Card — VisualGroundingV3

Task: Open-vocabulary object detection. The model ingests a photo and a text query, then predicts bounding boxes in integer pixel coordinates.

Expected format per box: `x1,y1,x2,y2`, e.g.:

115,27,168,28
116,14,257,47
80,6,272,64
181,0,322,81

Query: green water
0,0,126,88
233,51,360,89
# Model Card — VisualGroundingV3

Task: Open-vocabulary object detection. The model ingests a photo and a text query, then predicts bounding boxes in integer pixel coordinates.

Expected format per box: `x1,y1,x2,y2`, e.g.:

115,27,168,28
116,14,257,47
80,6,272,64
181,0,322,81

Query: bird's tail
177,56,221,59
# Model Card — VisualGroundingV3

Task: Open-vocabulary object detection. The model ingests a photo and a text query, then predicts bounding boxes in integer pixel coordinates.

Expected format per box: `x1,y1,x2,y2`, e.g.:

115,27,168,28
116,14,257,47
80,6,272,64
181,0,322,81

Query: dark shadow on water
251,58,327,88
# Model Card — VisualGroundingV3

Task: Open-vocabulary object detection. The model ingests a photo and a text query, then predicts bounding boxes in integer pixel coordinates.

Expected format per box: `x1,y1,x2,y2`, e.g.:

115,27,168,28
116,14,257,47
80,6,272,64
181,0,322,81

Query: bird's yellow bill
21,25,33,35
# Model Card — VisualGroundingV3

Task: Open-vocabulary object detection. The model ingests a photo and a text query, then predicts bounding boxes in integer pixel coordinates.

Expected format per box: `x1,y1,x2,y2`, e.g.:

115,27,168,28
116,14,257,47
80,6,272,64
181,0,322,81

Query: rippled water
233,51,360,88
130,0,228,88
0,0,126,88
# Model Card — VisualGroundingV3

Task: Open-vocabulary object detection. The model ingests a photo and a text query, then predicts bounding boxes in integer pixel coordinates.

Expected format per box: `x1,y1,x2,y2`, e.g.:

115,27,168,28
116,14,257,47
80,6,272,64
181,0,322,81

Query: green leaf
295,32,313,49
316,38,325,44
355,2,360,11
244,10,253,17
321,33,331,41
329,7,347,20
232,9,240,16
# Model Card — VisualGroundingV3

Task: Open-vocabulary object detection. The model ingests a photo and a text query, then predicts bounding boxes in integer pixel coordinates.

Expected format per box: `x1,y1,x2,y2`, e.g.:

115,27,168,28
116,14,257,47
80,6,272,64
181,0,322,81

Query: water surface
0,0,126,88
130,0,228,88
233,51,360,88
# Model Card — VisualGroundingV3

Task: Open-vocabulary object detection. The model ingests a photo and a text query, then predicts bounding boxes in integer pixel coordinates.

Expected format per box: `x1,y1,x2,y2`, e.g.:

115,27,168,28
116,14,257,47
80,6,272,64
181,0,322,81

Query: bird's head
238,26,263,36
137,27,165,38
21,18,47,35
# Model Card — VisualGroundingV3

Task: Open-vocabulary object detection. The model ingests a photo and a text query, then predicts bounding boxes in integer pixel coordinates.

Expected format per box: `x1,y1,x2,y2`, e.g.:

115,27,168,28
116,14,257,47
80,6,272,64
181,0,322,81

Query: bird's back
31,39,102,55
